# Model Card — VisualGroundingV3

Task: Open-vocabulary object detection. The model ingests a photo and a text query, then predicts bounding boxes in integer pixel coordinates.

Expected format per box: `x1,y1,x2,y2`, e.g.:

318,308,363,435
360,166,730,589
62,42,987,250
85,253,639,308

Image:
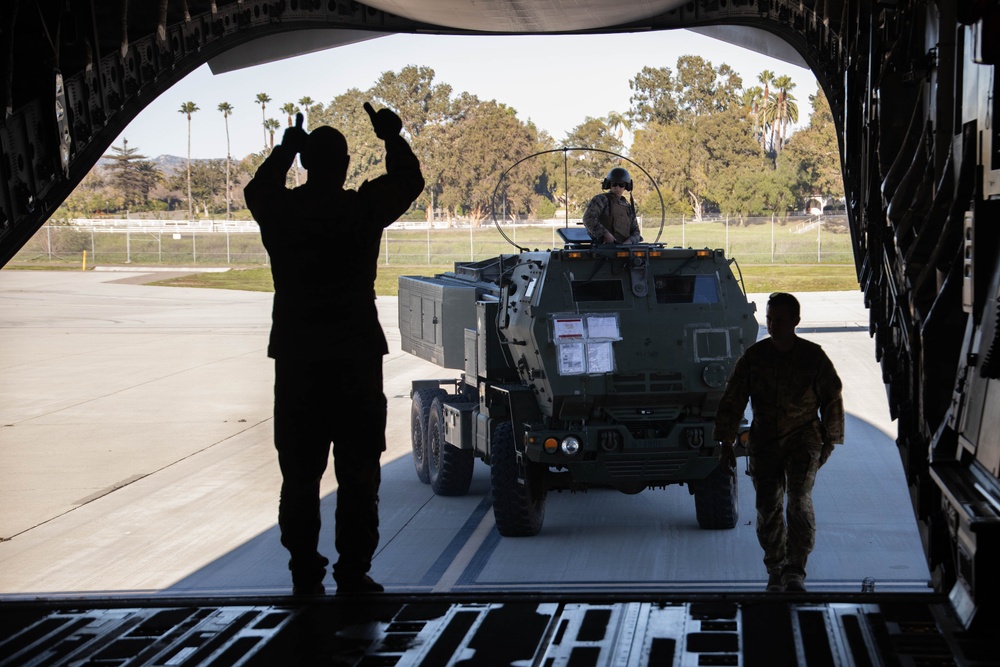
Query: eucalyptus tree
560,117,625,214
178,101,199,220
738,86,765,149
217,101,234,219
435,100,537,224
674,55,722,121
630,121,707,219
322,87,383,189
255,92,271,150
700,107,774,222
779,91,844,204
368,65,453,140
628,65,679,126
369,66,458,219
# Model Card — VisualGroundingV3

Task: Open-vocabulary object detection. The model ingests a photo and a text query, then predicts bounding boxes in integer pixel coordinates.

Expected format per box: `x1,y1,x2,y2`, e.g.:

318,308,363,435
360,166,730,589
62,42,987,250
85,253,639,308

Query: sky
114,30,818,161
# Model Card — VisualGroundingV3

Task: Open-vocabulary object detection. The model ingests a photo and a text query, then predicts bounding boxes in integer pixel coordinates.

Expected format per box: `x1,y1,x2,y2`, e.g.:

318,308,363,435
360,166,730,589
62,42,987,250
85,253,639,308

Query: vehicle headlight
561,436,581,455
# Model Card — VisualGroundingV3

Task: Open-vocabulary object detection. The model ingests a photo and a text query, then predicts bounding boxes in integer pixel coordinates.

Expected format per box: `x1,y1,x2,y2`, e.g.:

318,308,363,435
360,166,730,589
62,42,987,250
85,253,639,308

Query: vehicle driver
582,167,642,244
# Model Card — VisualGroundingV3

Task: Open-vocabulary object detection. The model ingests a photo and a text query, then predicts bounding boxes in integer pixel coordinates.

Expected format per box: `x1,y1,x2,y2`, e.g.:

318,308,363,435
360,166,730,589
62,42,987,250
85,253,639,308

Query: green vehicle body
399,229,758,535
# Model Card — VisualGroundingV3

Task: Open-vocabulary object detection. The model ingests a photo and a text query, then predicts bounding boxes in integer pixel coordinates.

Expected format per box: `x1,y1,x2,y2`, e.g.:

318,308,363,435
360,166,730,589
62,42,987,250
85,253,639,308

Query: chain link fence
11,215,853,268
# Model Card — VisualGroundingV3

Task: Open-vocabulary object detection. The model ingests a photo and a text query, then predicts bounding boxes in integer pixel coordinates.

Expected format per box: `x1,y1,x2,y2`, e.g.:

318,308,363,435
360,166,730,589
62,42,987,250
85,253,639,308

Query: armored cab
400,228,758,536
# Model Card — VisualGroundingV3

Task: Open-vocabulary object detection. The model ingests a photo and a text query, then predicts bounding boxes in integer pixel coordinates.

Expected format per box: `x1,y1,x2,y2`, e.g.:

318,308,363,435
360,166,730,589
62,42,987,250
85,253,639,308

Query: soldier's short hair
767,292,800,319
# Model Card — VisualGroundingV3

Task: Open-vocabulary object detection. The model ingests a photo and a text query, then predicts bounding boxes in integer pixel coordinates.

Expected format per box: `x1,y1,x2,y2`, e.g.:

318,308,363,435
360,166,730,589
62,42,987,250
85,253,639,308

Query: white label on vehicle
553,317,585,339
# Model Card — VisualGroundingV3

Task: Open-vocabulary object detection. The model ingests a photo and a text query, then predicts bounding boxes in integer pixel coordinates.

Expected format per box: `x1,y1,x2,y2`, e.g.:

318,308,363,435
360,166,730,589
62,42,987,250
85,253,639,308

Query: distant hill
151,155,190,176
95,154,215,177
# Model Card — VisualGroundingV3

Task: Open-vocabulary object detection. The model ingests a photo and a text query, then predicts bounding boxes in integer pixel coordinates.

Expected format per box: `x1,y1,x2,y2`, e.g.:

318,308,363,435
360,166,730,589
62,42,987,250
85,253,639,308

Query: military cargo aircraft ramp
0,270,960,665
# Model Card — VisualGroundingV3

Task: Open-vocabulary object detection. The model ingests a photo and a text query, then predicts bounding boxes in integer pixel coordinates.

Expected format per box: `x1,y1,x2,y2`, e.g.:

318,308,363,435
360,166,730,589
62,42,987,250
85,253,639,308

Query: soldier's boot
766,570,786,592
782,566,807,592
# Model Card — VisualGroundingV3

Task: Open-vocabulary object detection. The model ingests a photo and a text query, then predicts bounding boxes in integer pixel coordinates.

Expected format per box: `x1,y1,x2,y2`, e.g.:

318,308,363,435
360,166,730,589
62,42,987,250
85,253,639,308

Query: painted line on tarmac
423,497,496,592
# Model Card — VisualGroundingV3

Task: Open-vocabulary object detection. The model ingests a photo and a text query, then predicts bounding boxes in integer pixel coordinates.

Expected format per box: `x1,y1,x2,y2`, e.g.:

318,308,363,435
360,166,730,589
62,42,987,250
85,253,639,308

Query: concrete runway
0,269,931,598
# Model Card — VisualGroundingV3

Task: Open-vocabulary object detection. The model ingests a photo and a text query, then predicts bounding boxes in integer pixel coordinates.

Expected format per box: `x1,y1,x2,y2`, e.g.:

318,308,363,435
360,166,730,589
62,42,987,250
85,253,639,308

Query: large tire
490,421,546,536
426,397,474,496
410,388,446,484
692,463,739,529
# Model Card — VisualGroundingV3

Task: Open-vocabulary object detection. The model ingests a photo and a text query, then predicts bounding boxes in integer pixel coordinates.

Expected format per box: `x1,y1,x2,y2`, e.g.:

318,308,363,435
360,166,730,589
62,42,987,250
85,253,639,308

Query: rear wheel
410,388,446,484
490,421,546,536
427,397,474,496
692,463,739,529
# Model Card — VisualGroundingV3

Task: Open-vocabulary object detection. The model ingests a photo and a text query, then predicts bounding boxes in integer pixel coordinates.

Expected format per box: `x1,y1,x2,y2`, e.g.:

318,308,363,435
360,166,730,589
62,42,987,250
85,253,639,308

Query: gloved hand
281,112,307,153
718,440,737,474
364,102,403,140
819,441,835,467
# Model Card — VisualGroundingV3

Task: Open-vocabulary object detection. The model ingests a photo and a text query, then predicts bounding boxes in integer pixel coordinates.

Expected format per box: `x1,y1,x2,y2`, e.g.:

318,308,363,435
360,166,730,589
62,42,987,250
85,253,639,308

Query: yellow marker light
543,438,559,453
615,251,629,258
565,251,585,259
696,249,712,258
739,431,750,445
649,250,663,257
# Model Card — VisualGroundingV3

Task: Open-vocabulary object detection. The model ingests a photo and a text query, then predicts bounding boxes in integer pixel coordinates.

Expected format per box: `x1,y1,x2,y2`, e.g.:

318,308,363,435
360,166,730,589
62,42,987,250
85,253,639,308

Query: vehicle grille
612,372,683,393
602,454,686,480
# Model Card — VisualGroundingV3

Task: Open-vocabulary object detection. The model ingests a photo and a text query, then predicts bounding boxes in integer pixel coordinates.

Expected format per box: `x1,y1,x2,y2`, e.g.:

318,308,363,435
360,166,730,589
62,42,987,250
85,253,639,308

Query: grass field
12,218,861,295
147,262,860,296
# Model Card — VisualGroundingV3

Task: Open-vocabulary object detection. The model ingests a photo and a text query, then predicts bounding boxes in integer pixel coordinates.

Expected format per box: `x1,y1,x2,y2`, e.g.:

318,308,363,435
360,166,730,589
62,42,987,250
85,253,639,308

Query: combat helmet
602,167,633,191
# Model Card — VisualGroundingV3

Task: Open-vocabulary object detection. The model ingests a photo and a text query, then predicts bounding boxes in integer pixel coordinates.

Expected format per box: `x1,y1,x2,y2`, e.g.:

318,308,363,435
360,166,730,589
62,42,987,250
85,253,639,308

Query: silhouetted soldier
582,167,642,244
713,292,844,592
245,104,424,595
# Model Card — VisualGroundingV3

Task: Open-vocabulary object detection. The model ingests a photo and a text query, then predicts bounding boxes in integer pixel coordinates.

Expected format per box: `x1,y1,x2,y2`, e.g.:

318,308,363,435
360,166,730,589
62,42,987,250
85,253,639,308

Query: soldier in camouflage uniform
713,292,844,592
582,167,642,244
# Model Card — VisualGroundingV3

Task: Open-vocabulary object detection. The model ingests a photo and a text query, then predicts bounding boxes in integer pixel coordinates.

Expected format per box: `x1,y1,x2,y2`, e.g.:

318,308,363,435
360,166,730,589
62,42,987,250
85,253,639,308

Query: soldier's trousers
273,355,386,587
749,435,822,576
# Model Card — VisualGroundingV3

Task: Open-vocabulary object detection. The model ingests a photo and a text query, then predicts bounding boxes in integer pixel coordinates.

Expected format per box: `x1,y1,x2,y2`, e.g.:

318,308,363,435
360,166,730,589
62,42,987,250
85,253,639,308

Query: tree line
60,57,844,226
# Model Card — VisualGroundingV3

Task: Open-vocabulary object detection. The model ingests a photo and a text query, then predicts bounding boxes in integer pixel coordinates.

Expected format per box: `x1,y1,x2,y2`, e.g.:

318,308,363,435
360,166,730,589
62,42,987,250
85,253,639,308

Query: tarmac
0,268,931,597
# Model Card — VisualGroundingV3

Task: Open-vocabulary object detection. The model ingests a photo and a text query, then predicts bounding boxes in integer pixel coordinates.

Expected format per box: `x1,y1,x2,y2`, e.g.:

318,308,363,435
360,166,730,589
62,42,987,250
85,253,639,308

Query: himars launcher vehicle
399,229,758,536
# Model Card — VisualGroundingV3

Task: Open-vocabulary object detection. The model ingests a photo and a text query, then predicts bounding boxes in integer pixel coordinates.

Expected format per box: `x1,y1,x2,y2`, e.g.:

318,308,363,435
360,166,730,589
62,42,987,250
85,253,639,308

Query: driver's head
602,167,633,192
300,126,349,185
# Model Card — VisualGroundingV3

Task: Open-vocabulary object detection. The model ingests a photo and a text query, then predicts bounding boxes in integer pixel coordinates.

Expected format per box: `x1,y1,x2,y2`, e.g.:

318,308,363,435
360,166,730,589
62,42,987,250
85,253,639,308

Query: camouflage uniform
582,192,642,243
712,336,844,583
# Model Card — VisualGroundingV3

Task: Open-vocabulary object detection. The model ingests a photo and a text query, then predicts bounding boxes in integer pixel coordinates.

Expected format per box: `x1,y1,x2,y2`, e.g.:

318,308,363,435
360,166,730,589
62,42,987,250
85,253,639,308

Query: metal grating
0,594,988,666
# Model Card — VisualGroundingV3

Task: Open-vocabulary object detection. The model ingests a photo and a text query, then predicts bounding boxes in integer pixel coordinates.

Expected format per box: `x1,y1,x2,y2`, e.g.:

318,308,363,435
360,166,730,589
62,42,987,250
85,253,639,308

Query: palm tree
217,102,234,220
605,110,631,151
264,118,281,151
771,75,798,152
281,102,300,127
757,70,775,152
178,101,199,221
281,102,302,184
255,93,271,151
298,96,314,129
